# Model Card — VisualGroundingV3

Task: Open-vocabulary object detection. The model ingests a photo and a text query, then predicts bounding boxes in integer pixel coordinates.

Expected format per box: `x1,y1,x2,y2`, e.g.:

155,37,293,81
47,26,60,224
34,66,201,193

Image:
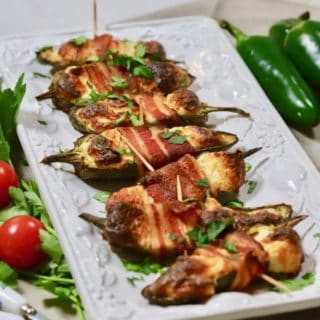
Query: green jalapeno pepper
269,11,310,49
220,20,320,129
281,16,320,89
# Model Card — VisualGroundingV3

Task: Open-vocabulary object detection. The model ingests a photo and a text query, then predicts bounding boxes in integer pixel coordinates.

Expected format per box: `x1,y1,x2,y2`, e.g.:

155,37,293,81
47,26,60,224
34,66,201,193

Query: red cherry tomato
0,216,46,269
0,160,19,209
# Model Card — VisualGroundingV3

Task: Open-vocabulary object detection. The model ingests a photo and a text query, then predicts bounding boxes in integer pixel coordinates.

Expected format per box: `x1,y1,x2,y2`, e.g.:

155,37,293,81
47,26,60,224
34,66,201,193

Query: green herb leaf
150,53,162,61
121,258,164,275
93,191,111,203
160,130,173,139
135,43,146,58
314,233,320,239
109,76,128,89
225,240,239,254
36,45,53,53
0,261,18,288
37,119,48,126
0,74,26,157
33,72,50,79
0,125,10,162
273,272,315,292
247,180,257,194
128,113,144,126
115,112,128,126
168,232,177,241
207,218,233,241
39,229,63,263
86,55,100,62
196,178,209,188
168,136,187,144
127,275,144,287
225,200,244,208
188,218,233,247
69,35,87,46
245,162,252,172
133,65,153,79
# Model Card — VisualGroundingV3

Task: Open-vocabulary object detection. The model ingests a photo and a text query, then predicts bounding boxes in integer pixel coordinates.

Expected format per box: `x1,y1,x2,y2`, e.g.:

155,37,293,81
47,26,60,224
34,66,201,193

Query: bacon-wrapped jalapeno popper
37,34,166,68
142,231,268,305
141,209,304,305
42,126,238,181
36,61,194,112
70,89,249,134
80,149,255,257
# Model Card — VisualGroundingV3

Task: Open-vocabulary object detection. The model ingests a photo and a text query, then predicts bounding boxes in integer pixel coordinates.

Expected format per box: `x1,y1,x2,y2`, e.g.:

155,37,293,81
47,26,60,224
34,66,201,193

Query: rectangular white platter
1,16,320,320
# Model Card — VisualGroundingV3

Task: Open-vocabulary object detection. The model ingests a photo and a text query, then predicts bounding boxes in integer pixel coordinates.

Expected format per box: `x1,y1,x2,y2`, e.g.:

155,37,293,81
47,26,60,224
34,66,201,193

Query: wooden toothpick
93,0,97,38
177,175,183,202
121,134,155,172
260,273,291,295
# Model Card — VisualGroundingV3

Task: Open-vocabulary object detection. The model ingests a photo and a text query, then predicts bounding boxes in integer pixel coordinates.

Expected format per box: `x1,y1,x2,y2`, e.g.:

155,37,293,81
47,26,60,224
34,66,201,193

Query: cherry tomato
0,160,19,209
0,216,46,269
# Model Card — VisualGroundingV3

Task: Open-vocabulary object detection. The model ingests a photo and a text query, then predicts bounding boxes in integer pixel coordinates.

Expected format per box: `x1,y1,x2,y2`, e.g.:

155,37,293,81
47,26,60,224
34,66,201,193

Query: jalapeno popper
42,126,238,180
70,89,249,134
36,60,195,112
142,231,268,305
37,34,166,68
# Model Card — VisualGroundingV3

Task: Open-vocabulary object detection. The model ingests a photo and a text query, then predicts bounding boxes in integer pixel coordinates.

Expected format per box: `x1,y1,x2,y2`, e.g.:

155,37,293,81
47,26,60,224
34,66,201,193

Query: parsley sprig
102,48,153,80
160,130,188,145
0,180,85,319
187,218,234,247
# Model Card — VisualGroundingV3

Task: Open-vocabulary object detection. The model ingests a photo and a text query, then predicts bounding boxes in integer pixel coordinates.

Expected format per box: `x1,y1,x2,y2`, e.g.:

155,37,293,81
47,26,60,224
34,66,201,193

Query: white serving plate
1,16,320,320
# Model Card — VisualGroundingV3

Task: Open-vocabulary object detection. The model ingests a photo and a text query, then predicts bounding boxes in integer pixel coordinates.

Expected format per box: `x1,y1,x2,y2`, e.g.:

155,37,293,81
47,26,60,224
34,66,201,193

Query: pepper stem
41,151,79,165
219,20,248,42
36,90,56,101
203,104,250,117
299,11,310,20
243,147,262,158
278,215,308,229
79,213,106,230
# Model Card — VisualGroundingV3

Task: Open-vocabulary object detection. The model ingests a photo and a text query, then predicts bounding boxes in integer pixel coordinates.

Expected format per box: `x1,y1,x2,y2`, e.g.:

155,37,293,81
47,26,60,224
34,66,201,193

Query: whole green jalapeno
220,20,320,129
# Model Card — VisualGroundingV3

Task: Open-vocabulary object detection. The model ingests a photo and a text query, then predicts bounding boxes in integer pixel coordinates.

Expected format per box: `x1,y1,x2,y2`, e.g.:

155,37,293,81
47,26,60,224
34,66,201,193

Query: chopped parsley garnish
272,272,315,292
247,180,257,194
169,136,187,144
33,72,50,79
104,50,153,80
160,130,174,139
313,232,320,239
135,43,146,59
122,95,134,109
168,232,177,241
72,85,120,106
188,218,233,247
245,162,252,172
132,65,153,79
93,191,111,203
115,112,128,127
150,53,162,61
109,76,128,89
128,113,143,126
196,178,209,188
127,276,144,287
37,119,48,126
86,55,100,62
36,45,53,53
225,200,244,209
225,240,239,254
69,35,87,46
121,258,164,275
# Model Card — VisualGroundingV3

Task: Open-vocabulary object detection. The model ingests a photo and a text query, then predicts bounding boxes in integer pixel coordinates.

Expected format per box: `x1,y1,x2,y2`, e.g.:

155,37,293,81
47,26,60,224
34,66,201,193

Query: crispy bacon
38,61,194,112
38,34,166,67
142,231,267,305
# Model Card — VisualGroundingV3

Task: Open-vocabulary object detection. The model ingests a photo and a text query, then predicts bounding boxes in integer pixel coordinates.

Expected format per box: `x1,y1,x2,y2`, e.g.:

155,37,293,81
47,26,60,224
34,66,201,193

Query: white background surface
1,0,320,319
